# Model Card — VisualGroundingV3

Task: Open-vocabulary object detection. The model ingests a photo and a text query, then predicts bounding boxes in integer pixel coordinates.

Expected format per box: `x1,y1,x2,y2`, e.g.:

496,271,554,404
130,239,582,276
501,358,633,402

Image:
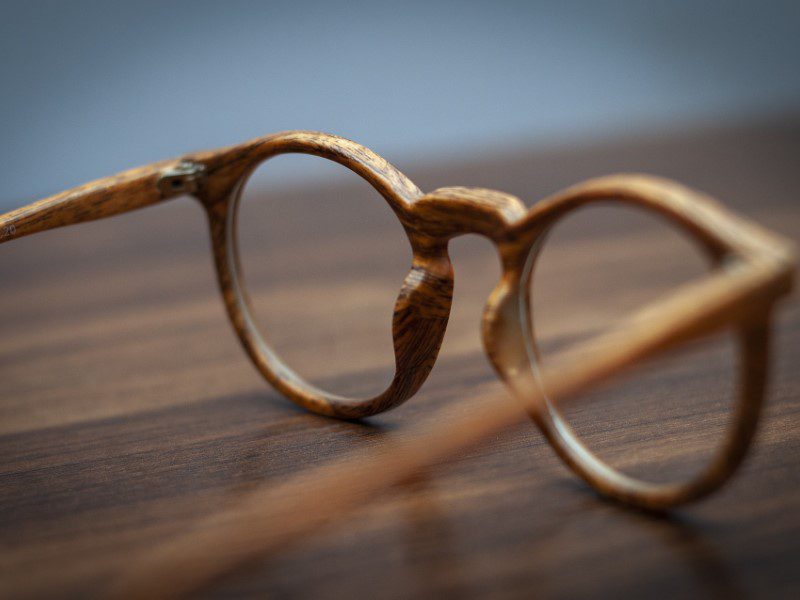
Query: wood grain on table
1,117,799,598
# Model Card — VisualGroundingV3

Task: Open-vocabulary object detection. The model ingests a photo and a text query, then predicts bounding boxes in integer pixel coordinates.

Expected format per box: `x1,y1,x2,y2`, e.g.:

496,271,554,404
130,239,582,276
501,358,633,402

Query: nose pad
389,248,454,398
481,274,530,382
481,270,557,428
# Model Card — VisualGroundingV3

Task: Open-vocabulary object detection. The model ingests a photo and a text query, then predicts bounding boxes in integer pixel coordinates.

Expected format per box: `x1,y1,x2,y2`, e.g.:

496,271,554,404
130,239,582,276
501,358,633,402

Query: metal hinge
158,160,206,197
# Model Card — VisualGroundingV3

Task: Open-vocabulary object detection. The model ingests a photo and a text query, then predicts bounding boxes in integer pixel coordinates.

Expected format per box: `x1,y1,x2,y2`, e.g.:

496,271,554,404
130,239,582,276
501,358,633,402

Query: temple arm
0,159,205,245
108,247,794,599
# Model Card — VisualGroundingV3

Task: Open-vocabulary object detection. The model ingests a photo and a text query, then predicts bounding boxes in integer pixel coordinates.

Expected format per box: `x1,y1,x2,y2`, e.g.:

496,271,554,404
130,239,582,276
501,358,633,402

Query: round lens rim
204,131,453,420
512,200,769,509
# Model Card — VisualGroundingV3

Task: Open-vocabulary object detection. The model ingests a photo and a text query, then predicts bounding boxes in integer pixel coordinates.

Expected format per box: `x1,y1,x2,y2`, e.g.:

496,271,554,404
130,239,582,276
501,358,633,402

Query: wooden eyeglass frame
1,131,794,511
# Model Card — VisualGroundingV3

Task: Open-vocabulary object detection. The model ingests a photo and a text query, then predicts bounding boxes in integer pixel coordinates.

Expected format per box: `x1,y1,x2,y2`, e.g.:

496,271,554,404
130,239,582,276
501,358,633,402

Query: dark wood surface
1,118,799,598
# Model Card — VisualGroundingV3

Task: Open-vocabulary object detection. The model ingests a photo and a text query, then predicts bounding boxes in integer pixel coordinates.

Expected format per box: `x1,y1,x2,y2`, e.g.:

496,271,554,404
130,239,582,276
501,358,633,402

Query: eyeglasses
1,131,794,514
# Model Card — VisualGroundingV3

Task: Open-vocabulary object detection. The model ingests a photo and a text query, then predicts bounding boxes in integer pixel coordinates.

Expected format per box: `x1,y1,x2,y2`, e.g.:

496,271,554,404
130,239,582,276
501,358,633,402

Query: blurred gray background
1,0,798,208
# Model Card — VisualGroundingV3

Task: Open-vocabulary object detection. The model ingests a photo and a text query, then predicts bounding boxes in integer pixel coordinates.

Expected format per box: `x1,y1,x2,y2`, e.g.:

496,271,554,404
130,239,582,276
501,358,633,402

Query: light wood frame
0,131,795,511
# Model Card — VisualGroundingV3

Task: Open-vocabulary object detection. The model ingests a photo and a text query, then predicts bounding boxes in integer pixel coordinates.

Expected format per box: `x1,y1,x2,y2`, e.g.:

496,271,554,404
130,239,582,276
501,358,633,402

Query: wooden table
2,118,799,598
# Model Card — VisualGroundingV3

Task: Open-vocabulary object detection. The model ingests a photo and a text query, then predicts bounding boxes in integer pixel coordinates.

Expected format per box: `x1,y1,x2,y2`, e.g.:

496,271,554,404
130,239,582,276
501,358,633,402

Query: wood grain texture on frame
1,123,799,599
0,130,795,515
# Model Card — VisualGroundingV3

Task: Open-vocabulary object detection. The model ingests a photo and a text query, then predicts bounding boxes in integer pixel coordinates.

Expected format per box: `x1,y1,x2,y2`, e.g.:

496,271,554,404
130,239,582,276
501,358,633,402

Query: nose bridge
410,186,528,242
406,186,534,370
